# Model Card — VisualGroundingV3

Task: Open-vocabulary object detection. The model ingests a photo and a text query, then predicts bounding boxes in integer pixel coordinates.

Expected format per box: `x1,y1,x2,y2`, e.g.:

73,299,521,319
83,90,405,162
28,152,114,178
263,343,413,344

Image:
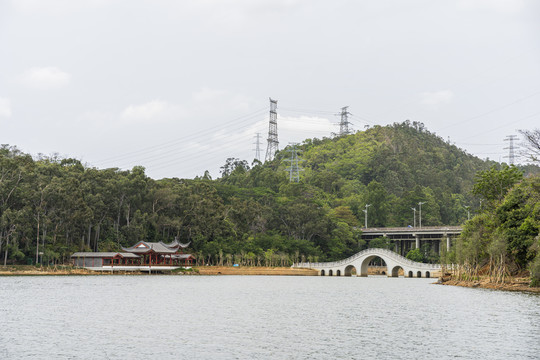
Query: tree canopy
1,122,538,277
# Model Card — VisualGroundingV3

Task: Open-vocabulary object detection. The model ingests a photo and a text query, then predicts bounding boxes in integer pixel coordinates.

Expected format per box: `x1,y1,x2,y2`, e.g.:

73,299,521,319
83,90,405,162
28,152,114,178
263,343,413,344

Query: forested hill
0,121,532,265
222,121,499,227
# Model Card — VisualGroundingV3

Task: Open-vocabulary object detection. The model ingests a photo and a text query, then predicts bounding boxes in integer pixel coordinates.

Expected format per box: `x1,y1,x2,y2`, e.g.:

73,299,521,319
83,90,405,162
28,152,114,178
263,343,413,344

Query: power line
439,90,540,131
94,107,268,166
460,112,540,140
279,106,335,114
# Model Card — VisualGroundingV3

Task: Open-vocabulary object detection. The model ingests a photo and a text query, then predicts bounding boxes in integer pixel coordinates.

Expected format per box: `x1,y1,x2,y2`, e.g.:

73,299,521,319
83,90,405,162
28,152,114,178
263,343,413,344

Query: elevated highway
361,226,462,256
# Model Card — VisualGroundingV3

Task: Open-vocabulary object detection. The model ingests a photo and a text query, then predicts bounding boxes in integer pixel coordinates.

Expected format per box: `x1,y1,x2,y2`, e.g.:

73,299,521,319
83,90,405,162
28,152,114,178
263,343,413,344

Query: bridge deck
361,226,462,236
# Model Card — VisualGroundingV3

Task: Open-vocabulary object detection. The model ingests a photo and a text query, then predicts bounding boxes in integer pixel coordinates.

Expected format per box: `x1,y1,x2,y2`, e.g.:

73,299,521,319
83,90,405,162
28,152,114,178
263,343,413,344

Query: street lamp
411,207,417,227
464,205,470,221
418,202,426,228
363,204,371,228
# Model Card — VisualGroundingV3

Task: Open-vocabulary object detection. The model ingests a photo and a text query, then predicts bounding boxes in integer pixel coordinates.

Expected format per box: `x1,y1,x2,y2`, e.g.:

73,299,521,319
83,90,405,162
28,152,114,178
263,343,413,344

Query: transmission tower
265,98,279,162
284,143,304,182
504,134,519,165
253,133,262,161
338,106,352,136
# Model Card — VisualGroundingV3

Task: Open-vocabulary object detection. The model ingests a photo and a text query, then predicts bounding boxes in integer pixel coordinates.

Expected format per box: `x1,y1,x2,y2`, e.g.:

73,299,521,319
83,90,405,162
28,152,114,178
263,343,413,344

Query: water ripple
0,275,538,359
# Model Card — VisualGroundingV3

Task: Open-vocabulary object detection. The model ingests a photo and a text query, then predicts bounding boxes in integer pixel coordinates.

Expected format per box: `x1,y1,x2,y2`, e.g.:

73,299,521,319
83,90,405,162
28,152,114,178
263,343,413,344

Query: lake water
1,275,539,359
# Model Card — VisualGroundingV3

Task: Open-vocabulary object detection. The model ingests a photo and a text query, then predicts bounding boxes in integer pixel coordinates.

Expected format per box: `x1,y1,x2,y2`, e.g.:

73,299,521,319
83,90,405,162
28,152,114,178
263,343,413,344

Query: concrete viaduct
293,248,441,278
360,226,462,257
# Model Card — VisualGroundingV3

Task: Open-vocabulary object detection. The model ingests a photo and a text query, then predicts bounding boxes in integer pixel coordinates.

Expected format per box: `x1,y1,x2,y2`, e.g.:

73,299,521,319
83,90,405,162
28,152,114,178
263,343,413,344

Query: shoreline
0,265,389,277
438,276,540,293
196,266,318,276
3,265,539,294
0,265,319,277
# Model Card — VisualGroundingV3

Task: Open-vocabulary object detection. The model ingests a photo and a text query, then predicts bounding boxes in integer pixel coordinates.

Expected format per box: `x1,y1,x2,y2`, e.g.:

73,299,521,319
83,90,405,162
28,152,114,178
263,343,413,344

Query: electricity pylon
283,142,304,182
265,98,279,162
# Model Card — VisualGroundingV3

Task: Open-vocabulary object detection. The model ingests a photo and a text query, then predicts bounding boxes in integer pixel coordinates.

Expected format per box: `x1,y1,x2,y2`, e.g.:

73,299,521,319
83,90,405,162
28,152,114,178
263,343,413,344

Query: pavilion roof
167,254,195,260
71,252,141,258
169,238,191,248
122,241,182,254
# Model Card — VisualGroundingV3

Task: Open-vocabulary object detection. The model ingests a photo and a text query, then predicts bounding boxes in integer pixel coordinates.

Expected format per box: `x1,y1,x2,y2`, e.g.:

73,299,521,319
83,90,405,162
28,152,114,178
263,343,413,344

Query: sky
1,0,539,179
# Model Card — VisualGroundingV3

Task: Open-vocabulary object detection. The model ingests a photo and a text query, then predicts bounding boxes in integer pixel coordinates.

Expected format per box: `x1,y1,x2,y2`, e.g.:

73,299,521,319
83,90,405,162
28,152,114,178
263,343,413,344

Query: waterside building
71,239,195,272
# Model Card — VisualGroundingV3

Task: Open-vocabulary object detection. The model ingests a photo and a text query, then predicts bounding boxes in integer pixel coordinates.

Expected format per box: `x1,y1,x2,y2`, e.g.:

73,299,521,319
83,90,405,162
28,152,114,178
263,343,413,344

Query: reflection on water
1,275,539,359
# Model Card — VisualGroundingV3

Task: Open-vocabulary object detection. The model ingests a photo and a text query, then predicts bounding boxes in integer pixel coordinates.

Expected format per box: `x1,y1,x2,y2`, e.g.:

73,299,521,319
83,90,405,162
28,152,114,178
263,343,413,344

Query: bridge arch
391,266,403,278
336,270,341,276
344,265,356,277
360,255,389,277
426,271,430,278
417,271,422,278
329,269,333,276
320,269,325,276
408,271,413,278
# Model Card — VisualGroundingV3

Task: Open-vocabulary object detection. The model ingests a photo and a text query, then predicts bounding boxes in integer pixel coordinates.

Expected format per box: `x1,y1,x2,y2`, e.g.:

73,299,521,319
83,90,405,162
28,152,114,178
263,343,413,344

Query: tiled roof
168,254,195,259
122,241,181,254
71,252,118,258
71,252,141,258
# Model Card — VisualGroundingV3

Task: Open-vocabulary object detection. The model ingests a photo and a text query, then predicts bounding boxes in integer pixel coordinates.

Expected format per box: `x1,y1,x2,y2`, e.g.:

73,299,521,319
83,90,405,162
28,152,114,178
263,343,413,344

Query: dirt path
0,265,318,276
196,266,318,276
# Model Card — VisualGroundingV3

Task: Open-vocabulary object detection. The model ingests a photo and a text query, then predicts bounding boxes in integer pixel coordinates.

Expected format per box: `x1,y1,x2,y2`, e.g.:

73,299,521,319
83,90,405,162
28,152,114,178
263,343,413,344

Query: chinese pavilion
71,239,195,271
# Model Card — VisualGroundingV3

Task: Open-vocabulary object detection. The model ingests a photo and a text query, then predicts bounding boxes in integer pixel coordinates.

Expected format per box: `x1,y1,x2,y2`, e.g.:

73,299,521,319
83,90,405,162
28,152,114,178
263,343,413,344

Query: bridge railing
292,248,440,269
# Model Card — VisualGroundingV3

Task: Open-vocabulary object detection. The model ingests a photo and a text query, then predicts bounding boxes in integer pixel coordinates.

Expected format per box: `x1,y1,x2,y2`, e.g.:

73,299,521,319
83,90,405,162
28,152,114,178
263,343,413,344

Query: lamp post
411,207,417,227
464,205,470,221
363,204,371,228
418,202,426,228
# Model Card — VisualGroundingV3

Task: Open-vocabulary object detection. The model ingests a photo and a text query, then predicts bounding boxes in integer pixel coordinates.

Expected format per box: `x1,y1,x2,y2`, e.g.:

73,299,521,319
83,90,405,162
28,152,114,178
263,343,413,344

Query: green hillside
0,121,535,267
223,121,497,228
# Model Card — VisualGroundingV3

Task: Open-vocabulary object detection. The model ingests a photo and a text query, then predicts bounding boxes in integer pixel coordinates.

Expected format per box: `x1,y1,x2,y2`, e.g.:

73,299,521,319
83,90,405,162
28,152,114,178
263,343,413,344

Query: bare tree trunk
3,232,9,267
0,232,3,265
87,224,91,248
35,213,40,265
125,204,131,228
42,226,47,252
94,223,101,252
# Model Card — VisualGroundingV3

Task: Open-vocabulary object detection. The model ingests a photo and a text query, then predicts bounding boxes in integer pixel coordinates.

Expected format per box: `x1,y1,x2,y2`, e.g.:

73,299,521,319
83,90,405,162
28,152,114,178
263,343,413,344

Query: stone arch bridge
292,248,441,278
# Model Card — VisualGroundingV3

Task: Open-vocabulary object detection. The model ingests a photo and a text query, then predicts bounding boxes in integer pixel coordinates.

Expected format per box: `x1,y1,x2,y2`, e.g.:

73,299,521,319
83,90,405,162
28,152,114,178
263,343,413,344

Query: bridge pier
415,235,420,249
447,235,451,251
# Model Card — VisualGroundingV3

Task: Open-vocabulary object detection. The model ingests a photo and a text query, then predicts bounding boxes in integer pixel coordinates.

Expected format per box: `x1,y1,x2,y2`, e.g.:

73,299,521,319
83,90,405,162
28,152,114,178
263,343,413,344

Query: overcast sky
1,0,539,179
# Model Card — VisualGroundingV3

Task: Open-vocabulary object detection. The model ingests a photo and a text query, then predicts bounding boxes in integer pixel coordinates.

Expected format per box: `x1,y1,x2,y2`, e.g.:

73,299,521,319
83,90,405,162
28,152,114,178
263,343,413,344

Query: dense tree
450,173,539,286
472,165,523,205
1,122,539,283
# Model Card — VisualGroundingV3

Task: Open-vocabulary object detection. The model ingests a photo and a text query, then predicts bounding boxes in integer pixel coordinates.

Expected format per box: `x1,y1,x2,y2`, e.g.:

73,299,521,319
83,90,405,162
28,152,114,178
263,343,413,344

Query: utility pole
464,205,470,221
253,133,262,161
338,106,352,136
418,202,426,228
411,207,417,228
503,135,519,165
265,98,279,162
283,143,304,182
363,204,371,228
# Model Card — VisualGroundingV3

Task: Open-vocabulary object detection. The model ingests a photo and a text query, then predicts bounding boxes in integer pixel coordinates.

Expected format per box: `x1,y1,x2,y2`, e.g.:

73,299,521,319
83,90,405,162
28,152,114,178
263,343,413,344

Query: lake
1,275,539,359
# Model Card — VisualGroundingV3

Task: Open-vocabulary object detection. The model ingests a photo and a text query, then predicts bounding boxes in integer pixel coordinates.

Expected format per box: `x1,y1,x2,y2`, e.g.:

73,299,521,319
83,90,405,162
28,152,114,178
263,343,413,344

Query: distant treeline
0,122,538,273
